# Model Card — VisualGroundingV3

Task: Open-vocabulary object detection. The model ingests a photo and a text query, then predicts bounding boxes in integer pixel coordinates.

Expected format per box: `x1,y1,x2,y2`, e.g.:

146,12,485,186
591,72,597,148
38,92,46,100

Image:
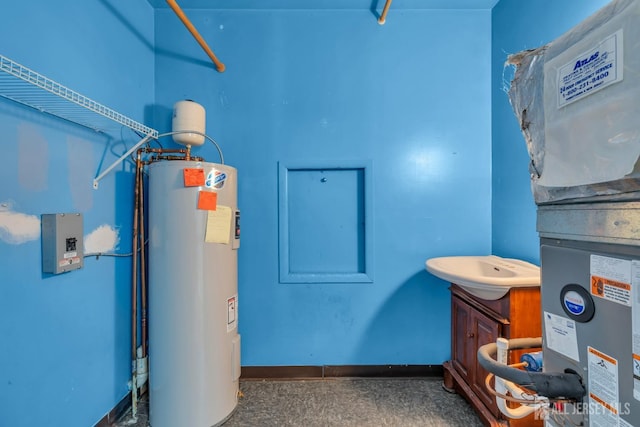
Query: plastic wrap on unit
506,0,640,204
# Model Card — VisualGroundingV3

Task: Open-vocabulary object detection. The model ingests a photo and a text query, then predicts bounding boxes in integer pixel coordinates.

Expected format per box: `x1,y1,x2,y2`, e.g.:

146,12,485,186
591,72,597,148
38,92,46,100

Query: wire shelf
0,54,158,138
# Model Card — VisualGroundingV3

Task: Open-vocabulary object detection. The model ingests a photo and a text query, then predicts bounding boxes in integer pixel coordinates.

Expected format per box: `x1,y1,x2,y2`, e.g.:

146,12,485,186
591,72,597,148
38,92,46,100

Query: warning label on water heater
227,295,237,332
556,30,623,108
590,255,632,306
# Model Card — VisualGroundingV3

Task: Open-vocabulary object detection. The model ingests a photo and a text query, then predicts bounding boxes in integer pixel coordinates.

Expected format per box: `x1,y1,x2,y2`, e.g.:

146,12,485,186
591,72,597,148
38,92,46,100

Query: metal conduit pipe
150,155,204,162
166,0,226,72
145,148,187,154
139,160,148,360
128,147,206,417
477,338,586,401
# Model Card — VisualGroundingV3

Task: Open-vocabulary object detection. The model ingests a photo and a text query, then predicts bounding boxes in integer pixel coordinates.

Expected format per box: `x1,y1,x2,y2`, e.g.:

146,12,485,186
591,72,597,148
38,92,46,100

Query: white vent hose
494,338,547,419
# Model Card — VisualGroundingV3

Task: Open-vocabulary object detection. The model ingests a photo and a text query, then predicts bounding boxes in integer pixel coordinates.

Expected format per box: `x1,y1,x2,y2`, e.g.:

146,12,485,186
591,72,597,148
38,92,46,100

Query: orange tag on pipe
183,168,205,187
198,191,217,210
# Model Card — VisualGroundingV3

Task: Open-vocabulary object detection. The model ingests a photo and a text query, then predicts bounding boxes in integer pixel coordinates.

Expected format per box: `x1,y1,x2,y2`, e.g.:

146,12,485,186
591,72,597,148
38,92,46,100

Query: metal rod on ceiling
166,0,226,72
378,0,393,25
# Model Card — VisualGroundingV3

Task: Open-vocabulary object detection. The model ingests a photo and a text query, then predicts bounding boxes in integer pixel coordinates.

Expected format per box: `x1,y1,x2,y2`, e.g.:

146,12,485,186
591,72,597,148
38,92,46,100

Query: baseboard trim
241,364,444,379
94,392,131,427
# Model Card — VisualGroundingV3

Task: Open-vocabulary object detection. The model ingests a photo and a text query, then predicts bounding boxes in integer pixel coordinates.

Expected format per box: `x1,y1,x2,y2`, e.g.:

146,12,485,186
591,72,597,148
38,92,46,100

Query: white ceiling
147,0,499,10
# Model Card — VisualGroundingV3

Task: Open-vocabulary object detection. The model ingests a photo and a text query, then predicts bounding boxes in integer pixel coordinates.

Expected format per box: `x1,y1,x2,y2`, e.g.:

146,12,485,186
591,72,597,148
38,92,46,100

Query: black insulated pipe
477,337,586,401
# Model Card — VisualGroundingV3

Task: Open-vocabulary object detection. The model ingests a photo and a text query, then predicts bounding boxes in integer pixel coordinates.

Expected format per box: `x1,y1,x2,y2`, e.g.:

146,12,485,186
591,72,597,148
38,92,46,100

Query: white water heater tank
172,100,206,146
148,160,240,427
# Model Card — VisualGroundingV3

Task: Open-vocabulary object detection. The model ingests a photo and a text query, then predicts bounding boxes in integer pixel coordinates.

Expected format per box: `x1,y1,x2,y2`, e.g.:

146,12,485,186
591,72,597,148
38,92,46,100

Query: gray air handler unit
148,160,241,427
477,1,640,426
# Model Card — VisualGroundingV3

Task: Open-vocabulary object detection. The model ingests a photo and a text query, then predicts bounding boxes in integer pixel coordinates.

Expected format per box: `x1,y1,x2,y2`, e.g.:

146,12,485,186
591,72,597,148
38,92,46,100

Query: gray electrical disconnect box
41,213,83,274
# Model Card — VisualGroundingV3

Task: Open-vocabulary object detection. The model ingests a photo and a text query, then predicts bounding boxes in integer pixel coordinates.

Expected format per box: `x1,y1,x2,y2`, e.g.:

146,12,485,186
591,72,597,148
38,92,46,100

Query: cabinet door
451,296,473,379
470,307,502,418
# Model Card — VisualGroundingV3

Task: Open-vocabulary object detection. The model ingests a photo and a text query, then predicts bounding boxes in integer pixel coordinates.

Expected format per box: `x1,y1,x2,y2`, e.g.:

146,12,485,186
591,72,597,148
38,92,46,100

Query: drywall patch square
41,213,83,274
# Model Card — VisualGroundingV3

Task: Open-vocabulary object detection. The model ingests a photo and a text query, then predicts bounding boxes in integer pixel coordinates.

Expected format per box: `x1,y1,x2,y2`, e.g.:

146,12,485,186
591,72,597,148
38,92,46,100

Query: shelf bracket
93,133,155,190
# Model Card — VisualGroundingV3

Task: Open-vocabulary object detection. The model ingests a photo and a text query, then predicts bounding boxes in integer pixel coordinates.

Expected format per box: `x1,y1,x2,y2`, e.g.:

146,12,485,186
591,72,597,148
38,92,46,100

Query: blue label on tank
563,290,585,315
206,170,226,189
214,172,226,184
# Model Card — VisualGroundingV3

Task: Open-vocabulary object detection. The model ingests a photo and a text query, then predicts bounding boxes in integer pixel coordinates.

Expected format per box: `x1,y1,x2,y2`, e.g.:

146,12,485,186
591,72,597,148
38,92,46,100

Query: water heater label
590,255,632,306
206,170,227,189
183,168,205,187
556,29,623,108
227,295,237,332
205,206,232,244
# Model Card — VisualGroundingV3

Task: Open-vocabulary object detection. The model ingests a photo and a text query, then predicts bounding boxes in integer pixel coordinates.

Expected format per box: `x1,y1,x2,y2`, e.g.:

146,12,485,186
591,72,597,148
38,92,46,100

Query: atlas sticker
556,29,623,108
206,170,227,189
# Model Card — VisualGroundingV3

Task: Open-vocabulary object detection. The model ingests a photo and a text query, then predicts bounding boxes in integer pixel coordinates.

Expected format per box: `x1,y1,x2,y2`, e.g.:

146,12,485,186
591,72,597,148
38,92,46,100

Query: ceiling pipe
166,0,226,72
378,0,393,25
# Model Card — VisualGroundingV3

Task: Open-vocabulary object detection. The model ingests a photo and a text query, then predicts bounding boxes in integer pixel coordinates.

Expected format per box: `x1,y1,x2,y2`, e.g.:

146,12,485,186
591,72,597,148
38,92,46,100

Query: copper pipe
166,0,226,72
144,148,187,154
130,151,142,417
507,362,528,369
151,155,203,162
139,158,148,359
378,0,393,25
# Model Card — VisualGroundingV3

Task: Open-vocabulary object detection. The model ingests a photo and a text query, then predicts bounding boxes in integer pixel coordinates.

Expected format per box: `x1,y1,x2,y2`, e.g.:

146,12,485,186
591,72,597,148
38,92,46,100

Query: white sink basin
425,255,540,300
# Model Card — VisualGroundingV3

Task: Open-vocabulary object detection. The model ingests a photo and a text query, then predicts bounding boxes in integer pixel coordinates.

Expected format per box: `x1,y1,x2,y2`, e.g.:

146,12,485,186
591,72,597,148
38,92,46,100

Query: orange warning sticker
183,168,205,187
197,191,217,211
590,275,631,306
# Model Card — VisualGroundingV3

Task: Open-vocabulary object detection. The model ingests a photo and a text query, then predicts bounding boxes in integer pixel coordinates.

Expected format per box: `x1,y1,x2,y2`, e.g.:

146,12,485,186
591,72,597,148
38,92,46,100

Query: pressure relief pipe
477,337,586,401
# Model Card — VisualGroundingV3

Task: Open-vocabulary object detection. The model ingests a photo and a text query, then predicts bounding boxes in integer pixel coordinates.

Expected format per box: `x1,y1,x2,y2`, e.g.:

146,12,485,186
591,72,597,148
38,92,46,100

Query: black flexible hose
477,338,586,400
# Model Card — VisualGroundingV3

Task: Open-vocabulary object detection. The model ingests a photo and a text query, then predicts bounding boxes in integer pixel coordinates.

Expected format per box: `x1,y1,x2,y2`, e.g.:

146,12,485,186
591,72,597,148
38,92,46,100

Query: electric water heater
148,160,240,427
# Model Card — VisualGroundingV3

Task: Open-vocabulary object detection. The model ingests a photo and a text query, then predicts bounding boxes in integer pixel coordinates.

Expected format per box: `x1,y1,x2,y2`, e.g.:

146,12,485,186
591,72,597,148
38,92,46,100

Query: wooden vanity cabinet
443,284,542,427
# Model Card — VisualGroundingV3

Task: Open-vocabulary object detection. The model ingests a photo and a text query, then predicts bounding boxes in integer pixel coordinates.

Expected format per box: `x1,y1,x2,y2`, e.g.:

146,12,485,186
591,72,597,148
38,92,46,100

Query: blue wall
491,0,611,264
154,8,493,366
0,2,154,426
0,0,619,425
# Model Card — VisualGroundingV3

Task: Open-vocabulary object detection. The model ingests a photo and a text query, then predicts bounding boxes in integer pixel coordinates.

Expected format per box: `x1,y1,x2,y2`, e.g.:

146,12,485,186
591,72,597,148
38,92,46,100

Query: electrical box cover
41,213,83,274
